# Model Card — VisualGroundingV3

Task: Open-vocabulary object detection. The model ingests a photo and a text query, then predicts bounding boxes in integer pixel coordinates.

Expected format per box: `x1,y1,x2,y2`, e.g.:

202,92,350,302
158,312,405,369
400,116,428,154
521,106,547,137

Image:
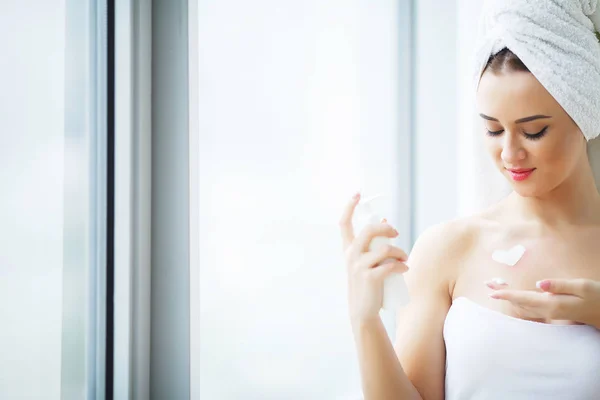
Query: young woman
339,1,600,398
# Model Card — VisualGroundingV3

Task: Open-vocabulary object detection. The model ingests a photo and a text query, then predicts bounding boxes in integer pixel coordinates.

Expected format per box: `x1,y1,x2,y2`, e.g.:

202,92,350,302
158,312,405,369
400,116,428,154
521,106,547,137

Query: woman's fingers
354,244,408,271
353,222,399,255
339,192,400,259
537,278,596,298
370,261,409,281
489,289,581,320
339,193,361,251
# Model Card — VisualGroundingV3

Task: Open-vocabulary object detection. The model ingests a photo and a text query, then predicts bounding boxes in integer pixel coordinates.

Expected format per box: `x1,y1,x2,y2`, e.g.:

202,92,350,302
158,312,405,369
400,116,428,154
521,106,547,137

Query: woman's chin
512,187,540,197
509,180,555,198
505,176,543,197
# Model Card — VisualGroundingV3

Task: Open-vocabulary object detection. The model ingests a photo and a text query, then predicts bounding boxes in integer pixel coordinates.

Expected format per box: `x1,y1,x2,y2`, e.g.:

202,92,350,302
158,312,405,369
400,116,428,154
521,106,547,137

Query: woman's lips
507,168,535,181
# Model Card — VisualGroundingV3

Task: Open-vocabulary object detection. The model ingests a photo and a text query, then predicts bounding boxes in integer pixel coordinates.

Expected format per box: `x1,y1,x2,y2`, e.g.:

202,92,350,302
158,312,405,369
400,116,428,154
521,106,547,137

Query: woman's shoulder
408,213,496,274
405,210,502,299
413,214,490,255
403,217,483,300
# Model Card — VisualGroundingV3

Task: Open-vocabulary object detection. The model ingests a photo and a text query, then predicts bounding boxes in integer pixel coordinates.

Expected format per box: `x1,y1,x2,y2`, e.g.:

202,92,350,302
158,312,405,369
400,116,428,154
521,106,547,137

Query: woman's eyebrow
479,113,552,123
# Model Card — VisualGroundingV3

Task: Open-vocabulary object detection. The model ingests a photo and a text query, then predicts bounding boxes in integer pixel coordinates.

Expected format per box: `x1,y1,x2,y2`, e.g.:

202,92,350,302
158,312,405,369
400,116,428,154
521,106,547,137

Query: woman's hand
339,193,409,326
486,278,600,328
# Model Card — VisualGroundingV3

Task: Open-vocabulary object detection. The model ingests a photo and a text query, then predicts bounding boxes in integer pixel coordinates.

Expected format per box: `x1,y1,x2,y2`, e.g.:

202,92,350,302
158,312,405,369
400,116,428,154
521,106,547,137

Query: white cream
491,277,507,285
492,244,526,266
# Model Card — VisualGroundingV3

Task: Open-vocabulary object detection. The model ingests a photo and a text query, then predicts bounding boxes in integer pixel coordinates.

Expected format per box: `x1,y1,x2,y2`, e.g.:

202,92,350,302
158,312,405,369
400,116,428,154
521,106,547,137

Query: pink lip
507,168,535,181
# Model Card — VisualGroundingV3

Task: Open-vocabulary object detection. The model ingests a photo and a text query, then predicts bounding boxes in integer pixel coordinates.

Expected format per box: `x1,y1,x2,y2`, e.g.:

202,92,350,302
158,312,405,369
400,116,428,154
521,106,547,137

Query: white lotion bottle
352,194,410,312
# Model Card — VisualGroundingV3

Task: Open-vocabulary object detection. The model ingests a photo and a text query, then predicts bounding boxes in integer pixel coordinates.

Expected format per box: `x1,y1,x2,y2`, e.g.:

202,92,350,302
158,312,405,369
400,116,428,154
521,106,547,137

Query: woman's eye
486,129,504,137
524,126,548,140
486,126,549,139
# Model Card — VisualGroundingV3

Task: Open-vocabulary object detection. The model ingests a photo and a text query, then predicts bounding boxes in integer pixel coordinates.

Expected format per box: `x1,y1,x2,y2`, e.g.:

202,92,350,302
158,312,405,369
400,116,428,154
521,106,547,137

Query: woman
339,1,600,399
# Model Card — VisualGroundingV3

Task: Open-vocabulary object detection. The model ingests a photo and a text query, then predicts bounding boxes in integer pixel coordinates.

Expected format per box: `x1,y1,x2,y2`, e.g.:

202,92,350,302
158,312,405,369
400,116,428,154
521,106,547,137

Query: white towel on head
473,0,600,141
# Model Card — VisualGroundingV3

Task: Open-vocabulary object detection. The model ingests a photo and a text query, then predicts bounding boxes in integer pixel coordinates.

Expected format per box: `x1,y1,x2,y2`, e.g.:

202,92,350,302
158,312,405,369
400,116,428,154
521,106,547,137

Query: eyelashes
486,126,549,140
524,126,549,140
486,129,503,137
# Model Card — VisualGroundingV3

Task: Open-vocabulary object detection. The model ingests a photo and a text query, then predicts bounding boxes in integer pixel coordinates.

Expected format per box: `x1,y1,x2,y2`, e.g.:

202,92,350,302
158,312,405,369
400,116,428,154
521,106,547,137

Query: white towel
473,0,600,141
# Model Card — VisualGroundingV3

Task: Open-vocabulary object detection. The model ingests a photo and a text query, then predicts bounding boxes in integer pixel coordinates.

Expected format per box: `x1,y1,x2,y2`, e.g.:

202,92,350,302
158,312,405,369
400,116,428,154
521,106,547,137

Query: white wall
0,1,65,398
196,1,407,398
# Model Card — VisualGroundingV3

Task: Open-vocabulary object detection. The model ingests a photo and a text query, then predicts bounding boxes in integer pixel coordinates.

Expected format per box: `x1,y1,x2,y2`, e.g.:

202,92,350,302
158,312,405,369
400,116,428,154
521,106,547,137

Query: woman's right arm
351,315,423,400
393,222,466,400
351,221,467,400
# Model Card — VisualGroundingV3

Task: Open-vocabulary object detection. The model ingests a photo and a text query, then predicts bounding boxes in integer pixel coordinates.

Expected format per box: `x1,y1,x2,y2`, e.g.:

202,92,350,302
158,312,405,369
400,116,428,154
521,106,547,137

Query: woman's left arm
486,278,600,329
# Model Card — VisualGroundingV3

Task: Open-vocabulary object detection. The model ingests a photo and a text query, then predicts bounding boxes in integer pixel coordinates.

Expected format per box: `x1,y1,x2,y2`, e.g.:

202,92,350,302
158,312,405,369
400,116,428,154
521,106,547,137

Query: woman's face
476,69,587,197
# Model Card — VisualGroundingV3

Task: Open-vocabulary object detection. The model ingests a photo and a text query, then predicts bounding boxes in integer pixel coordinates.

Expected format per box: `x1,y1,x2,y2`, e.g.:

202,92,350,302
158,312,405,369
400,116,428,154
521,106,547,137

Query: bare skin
345,68,600,399
458,68,600,319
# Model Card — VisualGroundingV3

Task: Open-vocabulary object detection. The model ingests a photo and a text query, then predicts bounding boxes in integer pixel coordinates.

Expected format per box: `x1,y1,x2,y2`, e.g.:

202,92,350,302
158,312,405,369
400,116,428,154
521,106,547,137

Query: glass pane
197,1,407,398
0,1,104,398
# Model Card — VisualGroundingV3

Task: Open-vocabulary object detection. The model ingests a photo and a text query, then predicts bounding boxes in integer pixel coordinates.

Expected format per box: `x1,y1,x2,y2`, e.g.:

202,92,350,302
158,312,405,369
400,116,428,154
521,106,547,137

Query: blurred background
197,1,499,398
0,0,510,399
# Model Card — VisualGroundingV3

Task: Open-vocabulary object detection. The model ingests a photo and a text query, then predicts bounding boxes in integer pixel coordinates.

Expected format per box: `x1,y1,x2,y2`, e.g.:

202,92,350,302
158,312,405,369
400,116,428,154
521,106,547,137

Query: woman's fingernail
536,280,550,290
381,218,387,223
353,192,361,200
489,293,500,299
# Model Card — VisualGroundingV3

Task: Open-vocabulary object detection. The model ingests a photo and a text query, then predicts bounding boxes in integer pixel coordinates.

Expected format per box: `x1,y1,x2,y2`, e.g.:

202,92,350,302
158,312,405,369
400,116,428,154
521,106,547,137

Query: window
0,1,106,398
194,1,413,398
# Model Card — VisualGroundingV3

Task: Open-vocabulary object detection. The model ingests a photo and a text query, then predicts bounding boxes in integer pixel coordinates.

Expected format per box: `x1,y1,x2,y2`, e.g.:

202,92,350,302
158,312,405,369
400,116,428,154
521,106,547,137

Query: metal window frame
111,1,194,398
112,0,152,399
401,0,416,247
150,0,191,398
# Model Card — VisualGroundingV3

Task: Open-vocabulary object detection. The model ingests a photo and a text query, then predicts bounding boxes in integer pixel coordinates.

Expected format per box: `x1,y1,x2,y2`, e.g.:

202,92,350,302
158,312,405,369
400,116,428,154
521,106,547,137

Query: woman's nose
500,134,526,164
